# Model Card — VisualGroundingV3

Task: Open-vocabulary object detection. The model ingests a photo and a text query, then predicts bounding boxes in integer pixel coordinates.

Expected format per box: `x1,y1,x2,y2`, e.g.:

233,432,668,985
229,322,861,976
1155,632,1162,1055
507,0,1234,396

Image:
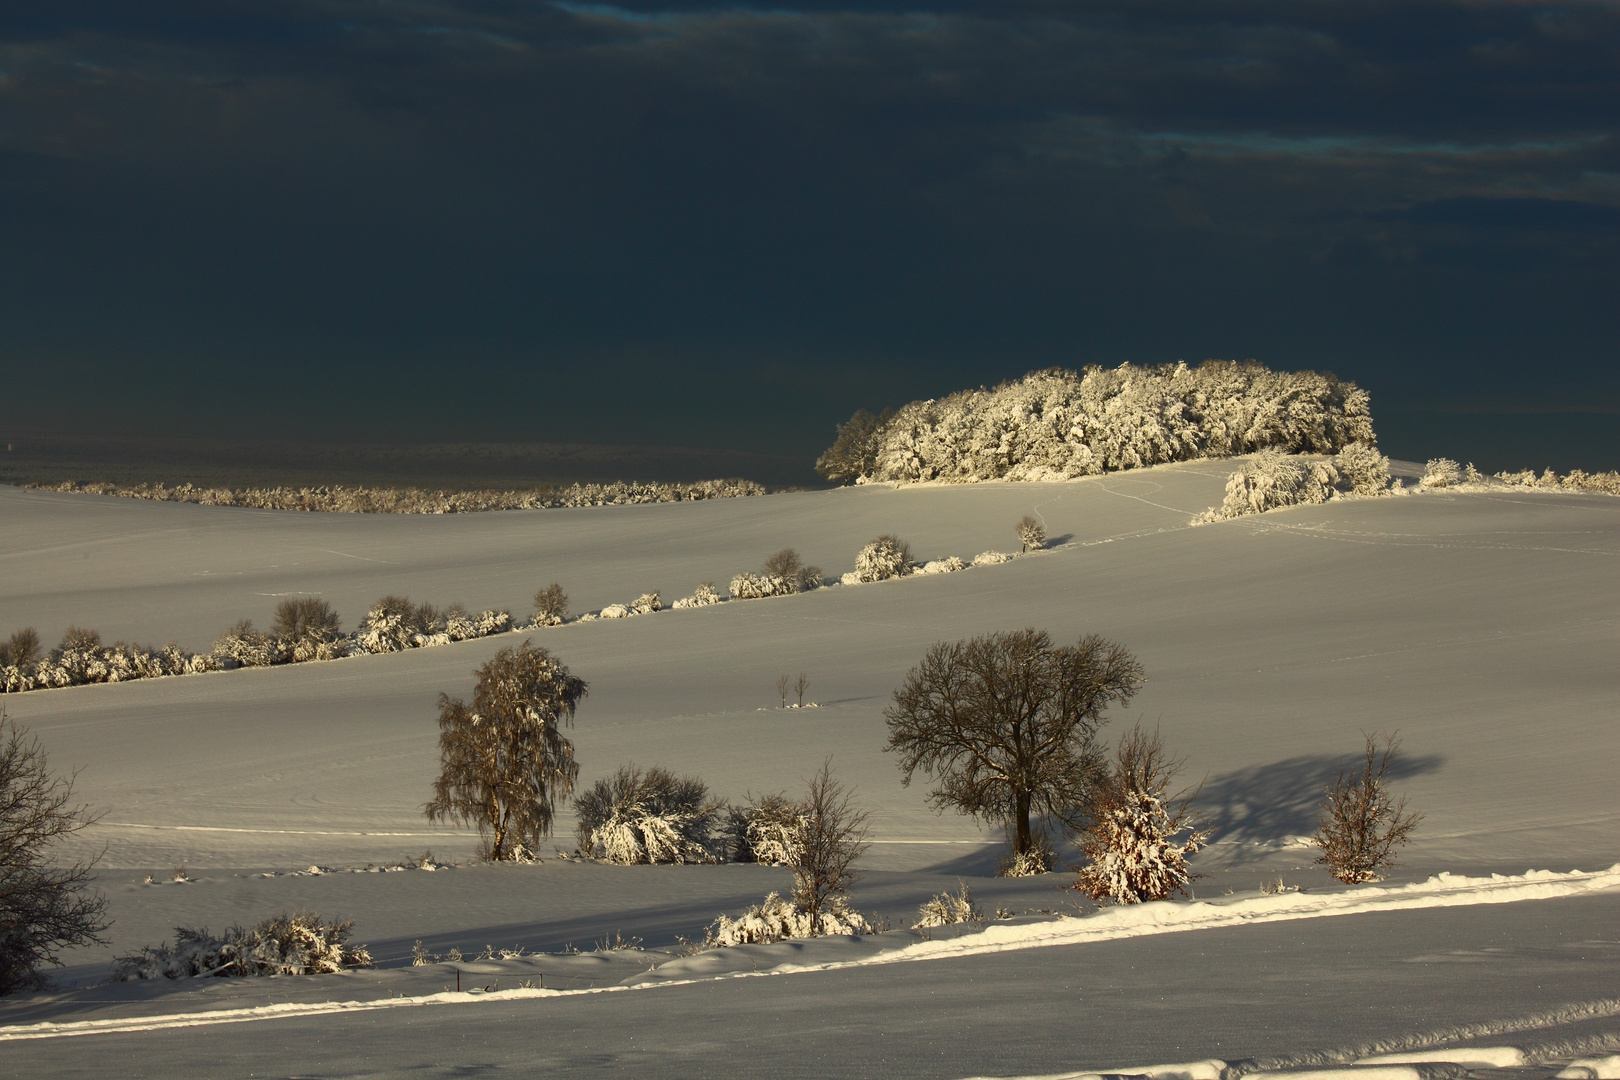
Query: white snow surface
3,462,1620,1076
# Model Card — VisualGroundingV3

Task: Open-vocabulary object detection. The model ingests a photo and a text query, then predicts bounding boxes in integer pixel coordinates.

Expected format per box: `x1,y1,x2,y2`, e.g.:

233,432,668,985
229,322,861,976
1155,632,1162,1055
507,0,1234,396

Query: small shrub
672,583,722,608
761,549,823,593
1314,732,1422,884
1420,458,1462,488
1207,450,1339,520
972,551,1012,566
997,845,1054,878
729,571,794,600
1334,442,1391,496
0,628,41,670
631,592,661,615
1074,725,1207,905
918,556,966,575
112,911,372,980
355,596,424,654
723,792,803,864
211,620,287,668
1015,515,1046,552
533,583,569,626
573,764,723,864
914,882,983,929
271,598,342,662
854,535,912,582
598,603,631,619
707,891,873,946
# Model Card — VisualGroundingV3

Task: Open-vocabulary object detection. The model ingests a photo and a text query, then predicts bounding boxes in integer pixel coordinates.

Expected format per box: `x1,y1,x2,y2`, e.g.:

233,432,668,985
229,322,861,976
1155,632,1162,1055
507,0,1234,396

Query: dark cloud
0,1,1615,465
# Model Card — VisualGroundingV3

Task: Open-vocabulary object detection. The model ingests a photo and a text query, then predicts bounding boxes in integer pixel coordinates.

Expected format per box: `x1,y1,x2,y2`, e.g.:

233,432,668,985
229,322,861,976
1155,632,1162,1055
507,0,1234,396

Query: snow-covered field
2,462,1617,1077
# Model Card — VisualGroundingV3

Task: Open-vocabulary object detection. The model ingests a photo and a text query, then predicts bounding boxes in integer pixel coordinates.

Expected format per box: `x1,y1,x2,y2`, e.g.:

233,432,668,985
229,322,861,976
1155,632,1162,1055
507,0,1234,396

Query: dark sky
1,1,1616,469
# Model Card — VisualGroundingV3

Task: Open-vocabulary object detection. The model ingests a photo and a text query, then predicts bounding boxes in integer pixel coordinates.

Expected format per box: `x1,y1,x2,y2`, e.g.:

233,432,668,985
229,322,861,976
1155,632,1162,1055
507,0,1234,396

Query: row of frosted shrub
27,477,766,514
0,595,514,694
1423,460,1620,495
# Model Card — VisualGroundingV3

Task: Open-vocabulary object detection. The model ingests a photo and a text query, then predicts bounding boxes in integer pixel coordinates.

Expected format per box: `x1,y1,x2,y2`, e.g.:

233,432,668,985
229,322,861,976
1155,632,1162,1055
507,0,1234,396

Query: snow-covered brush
853,535,912,582
1314,732,1422,884
112,911,372,980
914,883,984,929
707,892,873,946
672,583,723,608
1074,724,1207,905
573,765,723,865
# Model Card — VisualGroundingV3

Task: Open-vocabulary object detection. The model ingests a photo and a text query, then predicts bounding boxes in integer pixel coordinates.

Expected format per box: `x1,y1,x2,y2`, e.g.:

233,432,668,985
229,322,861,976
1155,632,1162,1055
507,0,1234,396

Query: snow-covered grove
26,478,767,514
817,361,1376,483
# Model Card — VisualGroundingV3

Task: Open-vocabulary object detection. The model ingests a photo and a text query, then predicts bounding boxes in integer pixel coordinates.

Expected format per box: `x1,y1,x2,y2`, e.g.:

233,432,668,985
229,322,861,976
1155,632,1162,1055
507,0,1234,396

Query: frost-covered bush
1495,467,1620,495
672,583,722,608
853,535,912,582
271,598,343,662
1314,733,1421,884
631,592,661,615
34,478,768,514
598,604,631,620
112,911,372,980
212,620,288,668
1420,458,1462,488
707,892,873,946
442,604,511,642
914,883,983,929
998,846,1054,878
818,361,1375,484
918,556,966,575
354,596,425,653
761,549,824,593
972,551,1012,566
15,628,197,691
1333,442,1391,496
573,765,723,864
729,572,794,600
1204,450,1339,520
1074,726,1207,905
723,792,803,864
533,583,568,626
1015,515,1046,552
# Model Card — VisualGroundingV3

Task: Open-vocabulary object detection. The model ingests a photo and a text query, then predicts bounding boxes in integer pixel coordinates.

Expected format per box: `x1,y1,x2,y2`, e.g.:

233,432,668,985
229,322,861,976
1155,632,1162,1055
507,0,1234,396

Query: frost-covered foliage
762,549,824,593
1334,442,1391,496
728,572,794,600
597,604,631,619
1074,726,1207,905
706,892,873,946
1497,467,1620,495
533,583,568,626
1016,515,1046,552
998,846,1054,878
212,619,289,668
1202,450,1342,521
112,911,371,980
819,362,1375,484
672,583,723,608
573,765,723,864
918,556,966,575
4,627,198,693
913,883,983,928
723,792,803,865
354,596,509,653
1420,458,1462,488
972,551,1013,566
426,641,585,861
271,599,344,662
1314,733,1422,884
33,478,768,514
854,535,912,582
631,592,662,615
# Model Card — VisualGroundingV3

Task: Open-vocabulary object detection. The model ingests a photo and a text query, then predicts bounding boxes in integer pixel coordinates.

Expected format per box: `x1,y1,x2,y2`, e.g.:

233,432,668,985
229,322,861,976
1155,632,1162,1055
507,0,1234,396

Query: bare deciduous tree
1016,515,1046,552
1074,724,1207,904
271,598,342,660
1314,732,1422,883
794,672,810,708
0,628,41,670
791,759,870,929
776,674,791,709
885,629,1145,861
425,641,586,861
0,706,110,995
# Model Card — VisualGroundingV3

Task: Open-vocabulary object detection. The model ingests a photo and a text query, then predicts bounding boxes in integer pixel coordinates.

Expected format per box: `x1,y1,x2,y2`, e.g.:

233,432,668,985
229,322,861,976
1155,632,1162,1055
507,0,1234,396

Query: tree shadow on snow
1193,750,1443,865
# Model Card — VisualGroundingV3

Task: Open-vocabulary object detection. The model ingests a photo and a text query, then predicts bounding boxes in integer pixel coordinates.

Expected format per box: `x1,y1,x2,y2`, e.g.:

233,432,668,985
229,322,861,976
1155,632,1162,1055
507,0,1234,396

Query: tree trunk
1014,790,1032,855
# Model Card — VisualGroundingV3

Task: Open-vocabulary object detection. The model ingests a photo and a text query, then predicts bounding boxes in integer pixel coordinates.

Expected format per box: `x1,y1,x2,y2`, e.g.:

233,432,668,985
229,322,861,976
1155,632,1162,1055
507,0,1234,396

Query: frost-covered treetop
817,361,1376,484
